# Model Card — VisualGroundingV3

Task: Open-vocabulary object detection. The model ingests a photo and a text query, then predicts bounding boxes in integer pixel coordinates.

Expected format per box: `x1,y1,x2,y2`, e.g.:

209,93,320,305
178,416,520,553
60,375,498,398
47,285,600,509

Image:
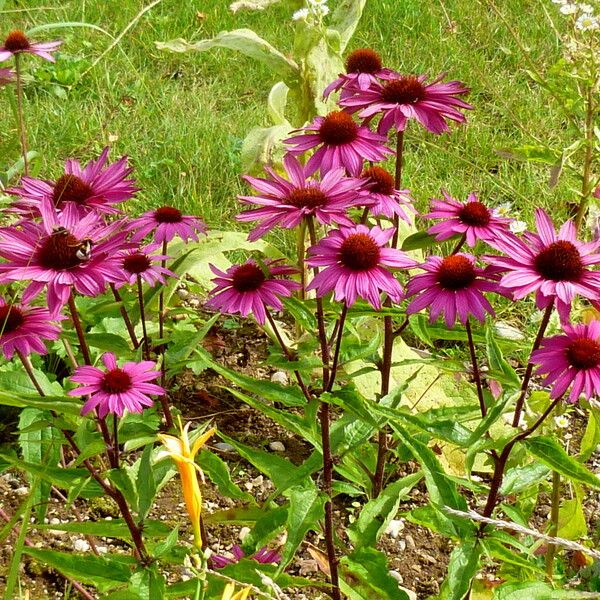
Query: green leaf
493,581,596,598
340,547,409,600
439,539,481,600
579,406,600,462
0,389,82,416
156,30,299,81
19,408,60,522
282,296,317,331
129,566,166,600
240,122,291,174
153,527,178,558
482,537,543,573
328,0,367,52
401,231,439,251
522,436,600,489
500,461,550,495
557,485,587,540
241,504,288,555
24,548,134,592
137,445,156,521
497,145,559,165
278,483,326,570
206,355,306,407
86,333,131,354
108,468,139,507
347,472,422,549
198,449,254,502
485,326,520,388
37,518,170,539
267,81,289,125
0,454,103,497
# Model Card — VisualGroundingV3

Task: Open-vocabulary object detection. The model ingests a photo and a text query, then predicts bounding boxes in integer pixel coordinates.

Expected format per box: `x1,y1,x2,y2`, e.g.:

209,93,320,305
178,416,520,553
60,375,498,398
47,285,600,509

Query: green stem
466,320,486,417
545,471,561,579
158,239,174,430
110,284,138,348
13,54,29,176
137,275,150,360
67,292,92,366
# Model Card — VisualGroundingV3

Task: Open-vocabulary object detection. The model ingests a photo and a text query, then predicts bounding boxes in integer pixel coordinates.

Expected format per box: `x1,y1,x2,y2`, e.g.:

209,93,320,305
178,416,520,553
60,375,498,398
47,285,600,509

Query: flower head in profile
130,206,207,245
0,202,129,315
405,254,499,327
0,67,14,86
206,259,300,325
114,245,174,288
323,48,397,99
8,147,138,217
158,419,216,550
69,352,164,418
0,297,62,359
284,111,393,176
359,166,416,221
340,73,472,135
532,321,600,403
486,208,600,322
237,154,362,240
0,30,61,63
425,191,512,247
306,224,417,308
211,544,281,569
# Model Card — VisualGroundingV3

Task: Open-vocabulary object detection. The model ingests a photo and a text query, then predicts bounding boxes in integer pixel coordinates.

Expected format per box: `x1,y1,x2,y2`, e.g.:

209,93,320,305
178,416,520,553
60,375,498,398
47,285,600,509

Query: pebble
385,519,404,538
239,527,251,541
269,441,286,452
188,298,200,308
177,289,190,300
73,539,90,553
214,442,235,453
270,371,289,386
399,587,418,600
405,534,416,549
389,570,404,584
96,546,108,554
15,486,29,496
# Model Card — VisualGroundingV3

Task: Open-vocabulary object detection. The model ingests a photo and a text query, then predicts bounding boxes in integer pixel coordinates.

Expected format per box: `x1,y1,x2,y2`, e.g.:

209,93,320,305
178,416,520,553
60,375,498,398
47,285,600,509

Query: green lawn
1,0,570,230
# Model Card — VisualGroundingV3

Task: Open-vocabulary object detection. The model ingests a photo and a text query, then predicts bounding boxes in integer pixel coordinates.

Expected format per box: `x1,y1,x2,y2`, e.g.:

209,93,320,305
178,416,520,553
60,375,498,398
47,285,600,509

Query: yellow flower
221,582,252,600
157,419,215,549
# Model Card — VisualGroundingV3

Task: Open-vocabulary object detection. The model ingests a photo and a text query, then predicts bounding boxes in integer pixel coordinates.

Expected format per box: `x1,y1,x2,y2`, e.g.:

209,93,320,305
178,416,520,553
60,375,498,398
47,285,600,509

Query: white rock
389,570,404,584
270,371,289,386
188,298,200,308
96,546,108,554
269,441,286,452
50,517,61,525
399,587,417,600
215,442,235,453
15,486,29,496
385,519,405,538
239,526,251,541
73,539,90,553
177,289,190,300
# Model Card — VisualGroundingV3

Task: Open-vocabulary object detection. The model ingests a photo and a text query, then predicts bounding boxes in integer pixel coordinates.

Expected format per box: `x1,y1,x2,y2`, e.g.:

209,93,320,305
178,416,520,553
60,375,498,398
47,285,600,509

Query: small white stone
177,289,190,300
73,539,90,553
399,587,418,600
215,442,235,453
389,570,404,584
188,298,200,308
50,517,61,525
385,519,405,538
270,371,289,386
96,546,108,554
269,441,286,452
15,486,29,496
239,526,251,541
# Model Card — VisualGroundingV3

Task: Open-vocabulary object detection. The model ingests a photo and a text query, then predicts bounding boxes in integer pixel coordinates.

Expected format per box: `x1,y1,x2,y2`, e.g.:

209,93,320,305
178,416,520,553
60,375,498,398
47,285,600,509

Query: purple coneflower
130,206,207,244
284,111,393,176
486,208,600,322
206,260,300,325
425,191,512,247
8,147,138,216
237,154,362,240
0,30,61,63
323,48,396,99
405,254,499,327
114,245,174,288
0,202,128,316
0,67,14,86
0,297,62,359
306,224,417,308
532,321,600,403
69,352,164,418
340,73,472,135
359,166,416,221
210,545,281,569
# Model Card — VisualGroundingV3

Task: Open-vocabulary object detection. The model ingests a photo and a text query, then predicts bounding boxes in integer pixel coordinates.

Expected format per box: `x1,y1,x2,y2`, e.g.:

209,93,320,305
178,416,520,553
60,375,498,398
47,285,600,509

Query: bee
51,226,93,261
73,238,93,261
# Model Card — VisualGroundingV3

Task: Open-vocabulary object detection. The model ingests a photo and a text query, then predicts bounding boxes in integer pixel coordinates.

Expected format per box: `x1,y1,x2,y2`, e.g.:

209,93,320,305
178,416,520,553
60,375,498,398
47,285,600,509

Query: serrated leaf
439,539,481,600
156,30,299,80
198,449,254,502
522,436,600,489
24,548,134,592
347,472,422,548
278,483,326,570
340,547,409,600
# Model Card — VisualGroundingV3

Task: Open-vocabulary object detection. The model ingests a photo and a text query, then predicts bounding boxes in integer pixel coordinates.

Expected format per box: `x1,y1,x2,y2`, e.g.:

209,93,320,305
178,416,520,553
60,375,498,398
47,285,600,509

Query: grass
0,0,574,232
